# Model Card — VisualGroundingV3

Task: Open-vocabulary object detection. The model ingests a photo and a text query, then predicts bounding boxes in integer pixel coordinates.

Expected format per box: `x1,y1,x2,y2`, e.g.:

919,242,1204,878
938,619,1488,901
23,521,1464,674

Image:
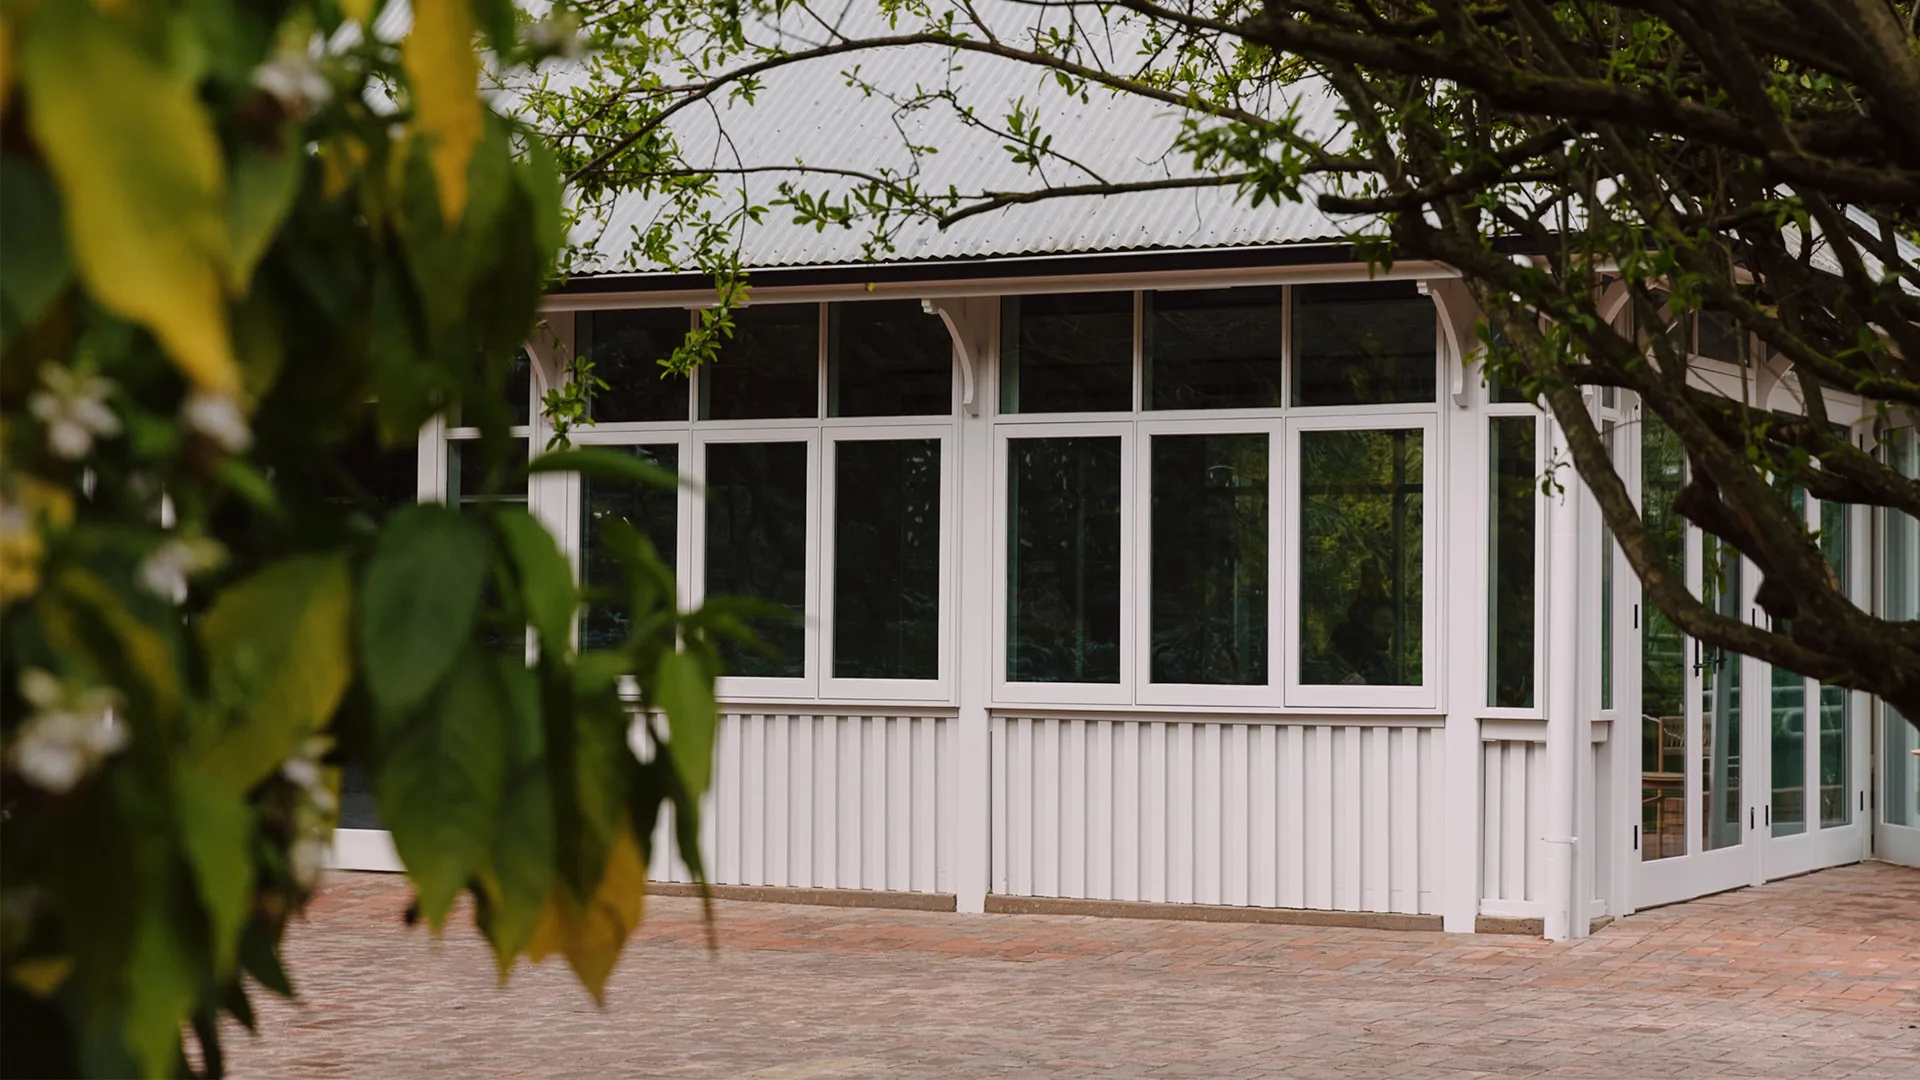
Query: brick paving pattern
228,862,1920,1078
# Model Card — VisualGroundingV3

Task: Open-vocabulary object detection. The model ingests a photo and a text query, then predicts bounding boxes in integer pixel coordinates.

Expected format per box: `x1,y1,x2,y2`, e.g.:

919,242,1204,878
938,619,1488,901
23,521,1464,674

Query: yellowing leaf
6,955,72,997
527,825,647,1002
20,3,238,394
403,0,482,224
341,0,376,22
199,555,354,790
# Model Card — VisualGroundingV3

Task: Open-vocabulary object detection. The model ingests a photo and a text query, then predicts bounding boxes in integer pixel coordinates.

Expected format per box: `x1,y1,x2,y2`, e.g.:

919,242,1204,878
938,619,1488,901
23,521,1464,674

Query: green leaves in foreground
359,504,490,718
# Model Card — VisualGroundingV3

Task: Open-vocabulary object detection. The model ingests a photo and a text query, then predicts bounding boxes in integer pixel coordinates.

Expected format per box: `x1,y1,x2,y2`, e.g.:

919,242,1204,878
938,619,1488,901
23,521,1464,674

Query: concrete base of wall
645,882,958,912
985,894,1443,931
1474,914,1615,936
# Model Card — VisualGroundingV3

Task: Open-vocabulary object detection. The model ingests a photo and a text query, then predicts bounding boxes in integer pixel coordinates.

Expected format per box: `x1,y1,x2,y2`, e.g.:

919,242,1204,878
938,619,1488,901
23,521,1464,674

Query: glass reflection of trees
1640,411,1687,860
834,440,941,679
706,442,808,677
1298,429,1423,686
1007,437,1122,683
580,445,679,651
1487,418,1537,707
1150,433,1268,685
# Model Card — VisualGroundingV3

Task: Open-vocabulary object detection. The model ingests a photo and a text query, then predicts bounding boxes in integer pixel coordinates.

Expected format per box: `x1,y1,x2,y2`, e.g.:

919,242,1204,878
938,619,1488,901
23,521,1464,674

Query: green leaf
122,904,198,1080
175,768,254,975
491,506,577,655
198,554,354,790
228,134,302,293
360,504,490,722
376,644,509,927
20,1,239,393
0,155,72,335
476,658,554,974
529,447,682,490
652,649,716,804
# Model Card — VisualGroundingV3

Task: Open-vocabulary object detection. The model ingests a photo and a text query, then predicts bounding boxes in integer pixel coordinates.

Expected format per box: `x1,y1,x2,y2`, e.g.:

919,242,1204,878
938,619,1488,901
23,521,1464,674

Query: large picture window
833,438,942,680
1149,432,1268,684
1007,436,1123,683
1298,428,1423,687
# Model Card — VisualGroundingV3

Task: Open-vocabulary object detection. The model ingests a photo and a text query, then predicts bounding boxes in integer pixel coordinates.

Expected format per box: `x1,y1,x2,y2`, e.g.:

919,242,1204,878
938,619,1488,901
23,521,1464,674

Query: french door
1875,428,1920,865
1630,411,1867,910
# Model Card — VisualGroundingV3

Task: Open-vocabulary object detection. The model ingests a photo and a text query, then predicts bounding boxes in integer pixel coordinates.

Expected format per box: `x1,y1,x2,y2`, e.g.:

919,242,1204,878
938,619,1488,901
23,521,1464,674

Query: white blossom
27,366,119,461
525,12,584,59
8,671,126,794
181,390,252,453
136,537,226,602
282,736,337,815
289,836,327,890
252,48,332,117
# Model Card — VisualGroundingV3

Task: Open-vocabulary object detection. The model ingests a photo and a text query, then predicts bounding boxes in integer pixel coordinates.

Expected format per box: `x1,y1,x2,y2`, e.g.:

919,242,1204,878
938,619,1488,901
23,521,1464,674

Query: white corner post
1543,414,1584,940
928,296,994,913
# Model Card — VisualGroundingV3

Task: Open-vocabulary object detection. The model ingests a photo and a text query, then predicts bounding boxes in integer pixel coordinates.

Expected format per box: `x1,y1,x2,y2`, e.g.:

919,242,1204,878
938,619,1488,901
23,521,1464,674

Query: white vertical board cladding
991,716,1442,915
1479,737,1549,913
648,711,956,894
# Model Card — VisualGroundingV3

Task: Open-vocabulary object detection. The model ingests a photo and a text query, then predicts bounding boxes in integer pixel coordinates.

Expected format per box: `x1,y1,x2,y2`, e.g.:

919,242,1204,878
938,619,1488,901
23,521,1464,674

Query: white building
331,46,1920,939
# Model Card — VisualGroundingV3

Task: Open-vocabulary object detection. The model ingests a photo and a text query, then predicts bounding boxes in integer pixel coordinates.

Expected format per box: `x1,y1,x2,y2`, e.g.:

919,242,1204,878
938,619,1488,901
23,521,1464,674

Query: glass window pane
447,437,529,506
577,309,692,423
833,440,941,679
1291,283,1437,406
332,404,416,514
701,305,819,420
1144,287,1284,410
829,301,952,417
999,294,1132,414
1641,412,1687,860
705,442,808,677
1298,429,1423,686
452,348,534,428
1695,310,1745,362
1887,430,1920,827
1702,536,1742,851
1819,497,1852,827
1771,489,1808,837
1007,436,1122,683
1600,419,1616,711
1150,433,1268,685
1487,417,1536,708
580,445,679,651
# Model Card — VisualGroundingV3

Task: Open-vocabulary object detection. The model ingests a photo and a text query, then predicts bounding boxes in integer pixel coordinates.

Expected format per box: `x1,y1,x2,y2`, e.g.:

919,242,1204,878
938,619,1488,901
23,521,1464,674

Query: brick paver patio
228,862,1920,1078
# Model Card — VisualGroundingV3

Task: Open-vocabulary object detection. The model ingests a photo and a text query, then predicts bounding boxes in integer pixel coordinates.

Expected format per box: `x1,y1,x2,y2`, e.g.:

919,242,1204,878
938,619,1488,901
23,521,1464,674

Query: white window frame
993,418,1137,707
1283,410,1442,711
1132,414,1285,709
819,423,957,702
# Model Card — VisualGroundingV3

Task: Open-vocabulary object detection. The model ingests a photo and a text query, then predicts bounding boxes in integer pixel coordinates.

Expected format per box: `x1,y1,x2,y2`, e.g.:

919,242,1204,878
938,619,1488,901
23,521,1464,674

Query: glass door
1762,491,1869,878
1877,428,1920,866
1635,411,1759,908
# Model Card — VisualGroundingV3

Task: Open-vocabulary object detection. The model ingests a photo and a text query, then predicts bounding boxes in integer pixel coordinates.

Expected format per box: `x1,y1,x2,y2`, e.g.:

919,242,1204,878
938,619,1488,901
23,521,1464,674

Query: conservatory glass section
1149,432,1269,685
1007,436,1123,683
1298,428,1423,686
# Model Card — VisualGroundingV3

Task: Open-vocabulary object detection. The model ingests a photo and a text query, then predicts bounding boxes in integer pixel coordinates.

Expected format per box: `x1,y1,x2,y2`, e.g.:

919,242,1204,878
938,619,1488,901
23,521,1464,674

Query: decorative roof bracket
1418,279,1475,408
922,296,988,416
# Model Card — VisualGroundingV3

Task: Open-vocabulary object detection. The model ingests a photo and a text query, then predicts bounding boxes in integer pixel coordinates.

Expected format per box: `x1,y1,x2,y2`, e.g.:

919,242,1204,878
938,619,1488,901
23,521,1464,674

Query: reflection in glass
1694,310,1746,362
833,439,941,679
1150,433,1268,685
829,301,952,417
577,309,692,423
706,442,807,677
1819,497,1852,826
1641,413,1687,860
701,304,819,420
1600,419,1616,712
1770,486,1808,837
448,437,530,655
1887,430,1920,827
1702,536,1743,852
1007,437,1122,683
1299,429,1423,687
999,293,1133,414
1144,287,1284,410
452,348,534,427
339,764,380,830
1487,417,1536,708
580,446,679,651
1291,282,1437,406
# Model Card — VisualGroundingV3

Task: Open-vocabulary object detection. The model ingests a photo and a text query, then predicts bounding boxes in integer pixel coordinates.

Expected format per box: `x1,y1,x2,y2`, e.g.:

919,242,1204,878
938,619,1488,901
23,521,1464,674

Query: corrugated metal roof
556,8,1349,275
